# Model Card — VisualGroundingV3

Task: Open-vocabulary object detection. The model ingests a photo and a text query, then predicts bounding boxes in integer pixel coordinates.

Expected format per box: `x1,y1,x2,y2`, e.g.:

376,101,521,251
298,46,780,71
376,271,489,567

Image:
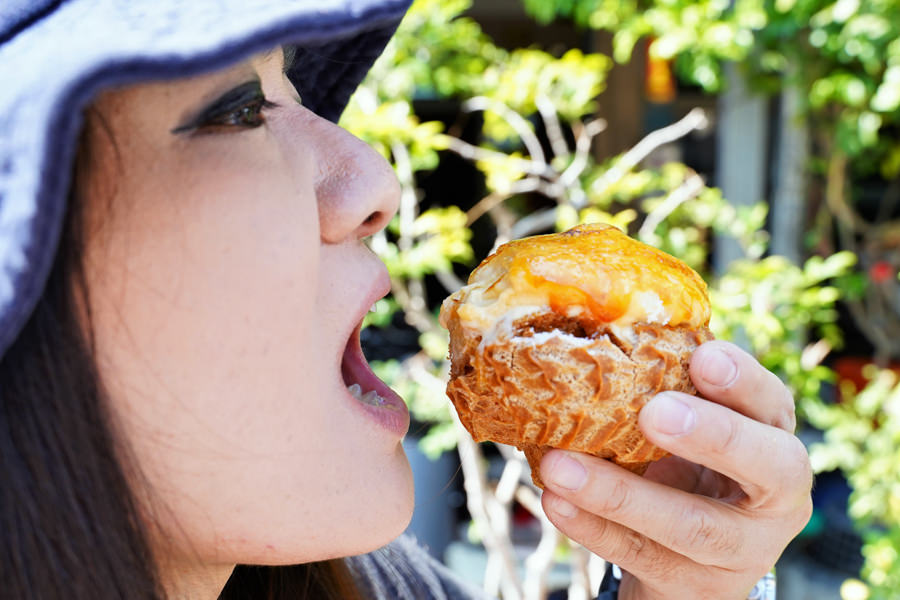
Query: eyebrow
170,47,295,134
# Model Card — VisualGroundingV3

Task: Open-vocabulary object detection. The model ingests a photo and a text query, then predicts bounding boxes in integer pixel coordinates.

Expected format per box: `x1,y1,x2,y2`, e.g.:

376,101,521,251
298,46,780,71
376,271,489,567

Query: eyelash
201,96,278,131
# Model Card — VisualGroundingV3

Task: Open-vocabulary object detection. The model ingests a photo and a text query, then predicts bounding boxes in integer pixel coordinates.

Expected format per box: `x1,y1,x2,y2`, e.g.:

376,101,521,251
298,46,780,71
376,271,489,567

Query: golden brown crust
445,308,713,487
442,223,711,334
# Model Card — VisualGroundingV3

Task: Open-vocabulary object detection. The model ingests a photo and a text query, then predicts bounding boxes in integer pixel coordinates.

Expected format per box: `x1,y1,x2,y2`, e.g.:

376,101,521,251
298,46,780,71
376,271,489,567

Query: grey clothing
350,536,491,600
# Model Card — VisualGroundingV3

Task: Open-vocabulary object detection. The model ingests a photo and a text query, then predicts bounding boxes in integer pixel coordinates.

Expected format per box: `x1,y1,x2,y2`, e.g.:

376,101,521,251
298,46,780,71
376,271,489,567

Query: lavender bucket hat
0,0,411,358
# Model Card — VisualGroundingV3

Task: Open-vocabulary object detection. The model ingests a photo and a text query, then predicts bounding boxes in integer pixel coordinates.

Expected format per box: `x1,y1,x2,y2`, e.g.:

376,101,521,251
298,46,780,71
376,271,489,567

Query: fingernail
700,347,737,387
649,393,696,436
550,496,578,518
545,454,587,491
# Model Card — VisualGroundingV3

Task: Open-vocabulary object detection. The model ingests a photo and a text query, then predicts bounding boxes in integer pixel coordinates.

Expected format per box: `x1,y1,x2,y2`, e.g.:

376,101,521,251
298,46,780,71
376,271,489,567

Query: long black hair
0,111,363,599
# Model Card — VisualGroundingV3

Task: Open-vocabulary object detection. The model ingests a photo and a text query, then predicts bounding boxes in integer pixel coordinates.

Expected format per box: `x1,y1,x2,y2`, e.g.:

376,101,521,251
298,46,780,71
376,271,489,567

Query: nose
310,116,400,243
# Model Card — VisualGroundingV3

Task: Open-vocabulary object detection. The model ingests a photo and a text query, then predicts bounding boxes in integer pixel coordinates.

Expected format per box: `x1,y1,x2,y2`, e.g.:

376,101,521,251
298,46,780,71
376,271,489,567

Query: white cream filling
636,291,670,324
477,305,547,349
510,329,597,347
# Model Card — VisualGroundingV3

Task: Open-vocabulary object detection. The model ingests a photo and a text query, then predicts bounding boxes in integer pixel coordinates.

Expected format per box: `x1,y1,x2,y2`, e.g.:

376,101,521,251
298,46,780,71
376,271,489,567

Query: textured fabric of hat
0,0,410,358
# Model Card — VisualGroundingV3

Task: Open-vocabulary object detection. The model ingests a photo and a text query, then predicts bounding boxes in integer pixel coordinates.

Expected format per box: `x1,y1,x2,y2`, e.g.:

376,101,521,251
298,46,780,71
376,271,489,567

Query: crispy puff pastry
439,223,713,487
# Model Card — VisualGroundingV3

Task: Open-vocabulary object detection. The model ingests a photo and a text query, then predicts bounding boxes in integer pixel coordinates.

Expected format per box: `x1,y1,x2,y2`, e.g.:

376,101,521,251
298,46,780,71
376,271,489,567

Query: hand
539,340,813,600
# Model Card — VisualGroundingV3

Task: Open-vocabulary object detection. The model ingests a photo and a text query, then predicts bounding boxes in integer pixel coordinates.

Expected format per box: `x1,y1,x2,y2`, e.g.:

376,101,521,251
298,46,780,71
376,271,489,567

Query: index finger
690,340,796,433
639,391,813,506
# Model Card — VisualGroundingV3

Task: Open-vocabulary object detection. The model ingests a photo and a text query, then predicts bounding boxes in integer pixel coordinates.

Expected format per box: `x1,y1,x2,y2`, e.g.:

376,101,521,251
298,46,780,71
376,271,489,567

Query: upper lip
340,256,392,364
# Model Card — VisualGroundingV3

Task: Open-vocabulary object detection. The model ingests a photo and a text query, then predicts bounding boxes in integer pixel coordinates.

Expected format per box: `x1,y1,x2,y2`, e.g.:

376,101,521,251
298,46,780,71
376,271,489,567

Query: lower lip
345,386,410,438
341,328,410,438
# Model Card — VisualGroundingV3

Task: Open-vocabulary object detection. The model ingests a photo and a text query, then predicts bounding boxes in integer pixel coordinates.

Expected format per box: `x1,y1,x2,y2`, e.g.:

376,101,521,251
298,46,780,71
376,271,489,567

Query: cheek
85,151,328,524
88,146,321,401
82,142,413,564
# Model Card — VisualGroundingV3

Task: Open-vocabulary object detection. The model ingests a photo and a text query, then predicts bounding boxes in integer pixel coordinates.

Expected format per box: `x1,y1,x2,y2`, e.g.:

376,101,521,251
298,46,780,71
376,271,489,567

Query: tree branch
638,173,706,241
536,95,570,159
445,136,555,180
454,421,524,600
590,108,708,198
463,96,547,165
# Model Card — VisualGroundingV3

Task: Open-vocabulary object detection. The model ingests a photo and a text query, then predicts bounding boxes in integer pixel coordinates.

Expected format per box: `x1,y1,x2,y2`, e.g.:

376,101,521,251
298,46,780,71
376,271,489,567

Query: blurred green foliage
343,2,900,595
522,0,900,178
343,2,894,591
712,252,856,415
343,0,855,458
809,368,900,598
515,2,900,591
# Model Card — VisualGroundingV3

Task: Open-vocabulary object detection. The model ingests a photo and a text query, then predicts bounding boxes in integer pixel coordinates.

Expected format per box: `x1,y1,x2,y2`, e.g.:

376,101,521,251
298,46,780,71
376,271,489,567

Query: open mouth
340,322,404,411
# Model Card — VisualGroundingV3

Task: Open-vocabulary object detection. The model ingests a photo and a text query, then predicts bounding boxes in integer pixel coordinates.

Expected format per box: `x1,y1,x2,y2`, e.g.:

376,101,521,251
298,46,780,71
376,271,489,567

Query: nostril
363,212,380,226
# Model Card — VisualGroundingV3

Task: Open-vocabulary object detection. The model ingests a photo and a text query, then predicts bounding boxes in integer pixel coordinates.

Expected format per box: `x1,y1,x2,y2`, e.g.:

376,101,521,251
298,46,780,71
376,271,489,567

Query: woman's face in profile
77,48,413,572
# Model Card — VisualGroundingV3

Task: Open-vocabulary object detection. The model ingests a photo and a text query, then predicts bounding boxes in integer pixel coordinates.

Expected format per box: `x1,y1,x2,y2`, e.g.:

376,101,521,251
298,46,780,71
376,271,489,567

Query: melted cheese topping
440,223,710,335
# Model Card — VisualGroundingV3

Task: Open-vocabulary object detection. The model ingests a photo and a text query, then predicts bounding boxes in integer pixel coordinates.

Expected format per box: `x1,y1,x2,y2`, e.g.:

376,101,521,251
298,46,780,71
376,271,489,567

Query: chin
373,444,416,544
315,448,416,561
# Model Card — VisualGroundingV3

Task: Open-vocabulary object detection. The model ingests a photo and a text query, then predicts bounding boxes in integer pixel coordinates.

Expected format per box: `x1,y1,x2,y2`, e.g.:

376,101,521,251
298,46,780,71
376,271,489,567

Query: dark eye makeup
171,80,278,135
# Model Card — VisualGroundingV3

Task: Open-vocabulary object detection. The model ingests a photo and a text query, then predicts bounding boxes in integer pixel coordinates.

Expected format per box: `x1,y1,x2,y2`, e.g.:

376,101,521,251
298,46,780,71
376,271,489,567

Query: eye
172,81,279,135
202,96,277,130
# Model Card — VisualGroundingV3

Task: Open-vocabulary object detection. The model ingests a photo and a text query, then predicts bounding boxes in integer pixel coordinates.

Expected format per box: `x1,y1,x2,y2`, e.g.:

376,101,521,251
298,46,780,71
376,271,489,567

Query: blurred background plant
808,368,900,598
523,0,900,365
340,0,900,597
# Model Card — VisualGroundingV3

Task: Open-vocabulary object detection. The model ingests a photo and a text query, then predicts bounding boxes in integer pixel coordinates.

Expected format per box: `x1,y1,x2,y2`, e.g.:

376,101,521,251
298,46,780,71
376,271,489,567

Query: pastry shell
445,315,713,487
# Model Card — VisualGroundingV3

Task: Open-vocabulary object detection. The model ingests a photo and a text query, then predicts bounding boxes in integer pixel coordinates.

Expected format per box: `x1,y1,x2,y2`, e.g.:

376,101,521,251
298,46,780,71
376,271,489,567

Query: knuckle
616,526,649,567
638,541,679,582
773,378,797,431
747,434,812,510
580,514,616,551
713,415,742,456
793,496,814,535
681,504,739,560
783,435,813,492
597,478,633,518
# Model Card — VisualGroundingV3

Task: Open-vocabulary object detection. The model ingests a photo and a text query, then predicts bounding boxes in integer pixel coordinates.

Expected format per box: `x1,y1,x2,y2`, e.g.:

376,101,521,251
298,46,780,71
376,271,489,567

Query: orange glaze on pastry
443,223,710,335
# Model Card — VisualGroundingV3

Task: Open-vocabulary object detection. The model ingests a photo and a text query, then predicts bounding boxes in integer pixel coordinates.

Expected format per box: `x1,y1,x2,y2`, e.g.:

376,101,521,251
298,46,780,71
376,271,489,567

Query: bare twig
454,419,524,600
559,119,607,190
523,511,559,600
496,458,525,506
514,484,542,518
463,96,547,166
825,150,868,235
536,95,570,160
390,141,435,333
638,173,706,241
445,136,555,180
509,209,560,239
392,141,418,252
466,178,544,226
801,339,832,371
434,270,465,295
590,108,708,198
567,542,593,600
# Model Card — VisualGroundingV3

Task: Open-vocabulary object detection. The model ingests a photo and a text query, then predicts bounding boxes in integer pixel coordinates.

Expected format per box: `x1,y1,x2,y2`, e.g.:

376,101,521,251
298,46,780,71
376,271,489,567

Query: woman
0,1,811,598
